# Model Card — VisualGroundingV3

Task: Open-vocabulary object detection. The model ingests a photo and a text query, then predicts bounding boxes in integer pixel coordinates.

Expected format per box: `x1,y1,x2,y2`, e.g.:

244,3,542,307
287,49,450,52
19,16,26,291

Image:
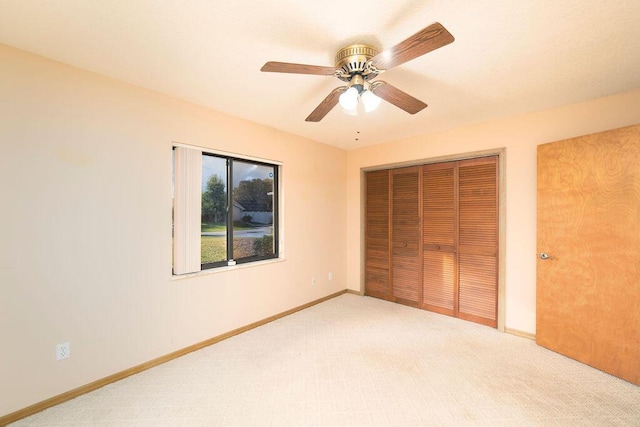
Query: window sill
171,256,286,281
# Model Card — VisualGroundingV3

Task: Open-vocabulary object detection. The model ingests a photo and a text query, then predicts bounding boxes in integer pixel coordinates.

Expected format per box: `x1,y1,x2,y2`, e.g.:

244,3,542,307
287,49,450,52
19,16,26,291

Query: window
172,145,279,274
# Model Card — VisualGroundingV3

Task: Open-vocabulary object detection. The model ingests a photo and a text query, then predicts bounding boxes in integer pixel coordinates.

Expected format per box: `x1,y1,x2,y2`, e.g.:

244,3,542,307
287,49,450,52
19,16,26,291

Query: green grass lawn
201,235,226,263
201,222,258,232
201,223,226,232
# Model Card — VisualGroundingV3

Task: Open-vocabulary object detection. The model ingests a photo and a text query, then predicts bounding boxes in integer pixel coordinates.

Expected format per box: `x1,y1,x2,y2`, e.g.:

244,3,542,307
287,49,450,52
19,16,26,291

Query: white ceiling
2,0,640,150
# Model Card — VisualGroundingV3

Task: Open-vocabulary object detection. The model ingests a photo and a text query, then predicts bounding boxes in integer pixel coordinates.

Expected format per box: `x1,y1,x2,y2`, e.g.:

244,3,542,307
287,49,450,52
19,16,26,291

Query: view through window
173,147,279,274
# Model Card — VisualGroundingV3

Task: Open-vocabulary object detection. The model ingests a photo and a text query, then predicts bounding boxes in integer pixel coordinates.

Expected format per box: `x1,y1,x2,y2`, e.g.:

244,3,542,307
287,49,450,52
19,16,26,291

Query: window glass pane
232,160,275,260
201,155,227,265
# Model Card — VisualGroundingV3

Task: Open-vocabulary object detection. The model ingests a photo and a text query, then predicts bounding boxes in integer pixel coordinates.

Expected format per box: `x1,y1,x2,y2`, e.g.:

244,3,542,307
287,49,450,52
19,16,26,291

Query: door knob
539,252,555,260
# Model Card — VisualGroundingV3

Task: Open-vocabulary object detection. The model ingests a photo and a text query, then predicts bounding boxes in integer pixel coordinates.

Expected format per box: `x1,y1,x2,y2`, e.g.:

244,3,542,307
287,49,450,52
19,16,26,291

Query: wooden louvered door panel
457,157,498,327
364,170,391,299
422,162,457,315
364,156,498,328
391,166,421,306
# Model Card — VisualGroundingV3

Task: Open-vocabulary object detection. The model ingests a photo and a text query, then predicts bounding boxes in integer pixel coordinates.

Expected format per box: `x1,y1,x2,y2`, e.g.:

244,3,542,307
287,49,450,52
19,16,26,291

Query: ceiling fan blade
370,22,454,70
306,87,347,122
261,61,336,76
371,81,427,114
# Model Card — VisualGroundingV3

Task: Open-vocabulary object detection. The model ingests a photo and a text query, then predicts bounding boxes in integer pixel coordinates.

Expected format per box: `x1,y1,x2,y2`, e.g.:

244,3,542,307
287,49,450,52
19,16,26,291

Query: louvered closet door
365,170,391,299
458,157,498,327
422,162,457,315
391,166,421,306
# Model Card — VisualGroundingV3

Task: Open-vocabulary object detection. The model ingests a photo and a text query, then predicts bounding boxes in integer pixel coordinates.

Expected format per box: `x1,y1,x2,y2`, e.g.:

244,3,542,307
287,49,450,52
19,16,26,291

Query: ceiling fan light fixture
262,22,454,122
361,90,381,112
339,87,358,110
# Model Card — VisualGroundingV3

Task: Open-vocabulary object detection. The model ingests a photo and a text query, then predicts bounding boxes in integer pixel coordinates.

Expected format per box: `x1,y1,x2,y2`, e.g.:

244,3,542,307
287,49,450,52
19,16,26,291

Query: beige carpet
12,294,640,426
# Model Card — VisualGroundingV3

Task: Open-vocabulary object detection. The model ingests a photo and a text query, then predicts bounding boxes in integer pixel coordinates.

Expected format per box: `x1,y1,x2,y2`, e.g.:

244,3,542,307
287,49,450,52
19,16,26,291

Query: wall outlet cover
56,342,70,360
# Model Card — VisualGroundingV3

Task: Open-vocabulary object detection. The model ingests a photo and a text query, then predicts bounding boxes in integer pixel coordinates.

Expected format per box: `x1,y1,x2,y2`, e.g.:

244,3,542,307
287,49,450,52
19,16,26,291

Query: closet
365,156,498,327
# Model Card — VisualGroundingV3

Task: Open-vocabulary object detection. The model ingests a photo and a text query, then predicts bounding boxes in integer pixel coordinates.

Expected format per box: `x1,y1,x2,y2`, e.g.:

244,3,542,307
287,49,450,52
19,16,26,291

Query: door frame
359,147,506,331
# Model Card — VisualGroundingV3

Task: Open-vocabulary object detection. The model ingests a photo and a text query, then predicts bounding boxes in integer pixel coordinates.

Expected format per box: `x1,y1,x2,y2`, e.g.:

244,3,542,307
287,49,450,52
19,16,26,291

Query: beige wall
346,88,640,334
0,44,348,416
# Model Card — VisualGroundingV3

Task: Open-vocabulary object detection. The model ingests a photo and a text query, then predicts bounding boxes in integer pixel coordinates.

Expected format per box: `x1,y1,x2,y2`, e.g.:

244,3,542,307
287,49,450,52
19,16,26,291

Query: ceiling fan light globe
361,90,382,112
339,87,358,110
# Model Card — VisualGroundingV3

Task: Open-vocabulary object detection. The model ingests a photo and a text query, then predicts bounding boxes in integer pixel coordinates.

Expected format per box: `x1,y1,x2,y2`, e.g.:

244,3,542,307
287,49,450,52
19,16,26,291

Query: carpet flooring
11,294,640,426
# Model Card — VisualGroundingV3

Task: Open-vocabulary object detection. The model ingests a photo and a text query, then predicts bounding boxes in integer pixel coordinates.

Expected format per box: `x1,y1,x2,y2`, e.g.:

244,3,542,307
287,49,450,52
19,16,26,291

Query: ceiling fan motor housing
335,44,379,82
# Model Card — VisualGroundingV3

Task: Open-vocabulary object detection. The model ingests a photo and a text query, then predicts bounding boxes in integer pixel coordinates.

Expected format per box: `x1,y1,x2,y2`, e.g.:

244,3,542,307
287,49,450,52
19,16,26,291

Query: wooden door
364,170,391,299
537,124,640,385
422,162,457,316
421,158,497,327
457,157,498,327
391,166,421,306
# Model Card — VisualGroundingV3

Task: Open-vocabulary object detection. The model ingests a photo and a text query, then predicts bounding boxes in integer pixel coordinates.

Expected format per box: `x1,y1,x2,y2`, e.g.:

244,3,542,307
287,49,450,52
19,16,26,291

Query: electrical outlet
328,272,333,281
311,278,318,285
56,342,70,361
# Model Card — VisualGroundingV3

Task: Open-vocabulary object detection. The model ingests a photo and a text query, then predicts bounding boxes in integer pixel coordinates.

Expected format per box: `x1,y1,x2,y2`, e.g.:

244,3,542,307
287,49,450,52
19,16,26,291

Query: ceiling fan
260,22,454,122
